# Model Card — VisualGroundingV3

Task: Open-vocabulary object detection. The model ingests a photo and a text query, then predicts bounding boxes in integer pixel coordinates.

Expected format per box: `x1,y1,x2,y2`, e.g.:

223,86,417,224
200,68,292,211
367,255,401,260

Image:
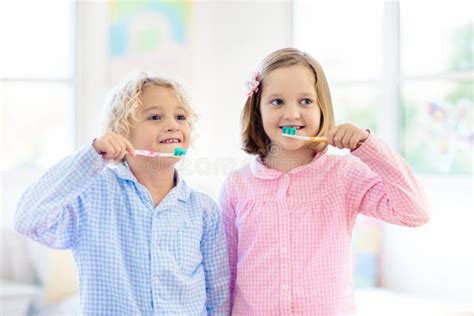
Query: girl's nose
283,104,302,120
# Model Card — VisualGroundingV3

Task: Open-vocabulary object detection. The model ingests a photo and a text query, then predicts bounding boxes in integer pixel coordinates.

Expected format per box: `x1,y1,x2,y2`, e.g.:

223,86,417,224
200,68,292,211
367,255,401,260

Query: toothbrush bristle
173,147,187,156
282,127,297,135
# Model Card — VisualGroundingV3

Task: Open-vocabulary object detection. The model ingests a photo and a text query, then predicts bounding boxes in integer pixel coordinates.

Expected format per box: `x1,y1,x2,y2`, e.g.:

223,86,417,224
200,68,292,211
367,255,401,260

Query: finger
349,133,361,149
341,130,353,149
108,140,122,159
93,137,112,155
123,139,136,156
101,143,117,160
117,148,128,160
333,128,347,149
111,134,134,157
326,127,338,145
113,142,128,160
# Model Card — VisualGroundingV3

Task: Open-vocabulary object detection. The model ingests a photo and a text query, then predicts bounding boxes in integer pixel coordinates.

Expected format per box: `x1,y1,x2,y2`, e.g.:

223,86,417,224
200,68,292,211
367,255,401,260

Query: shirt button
282,284,289,290
153,275,159,283
281,247,287,254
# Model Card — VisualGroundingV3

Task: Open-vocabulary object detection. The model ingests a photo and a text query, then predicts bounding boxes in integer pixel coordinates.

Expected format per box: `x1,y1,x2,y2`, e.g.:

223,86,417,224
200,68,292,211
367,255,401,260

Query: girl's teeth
161,139,180,144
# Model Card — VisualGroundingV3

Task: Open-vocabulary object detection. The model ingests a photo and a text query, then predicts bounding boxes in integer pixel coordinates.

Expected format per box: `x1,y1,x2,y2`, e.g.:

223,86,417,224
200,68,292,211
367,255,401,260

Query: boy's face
259,64,321,152
128,85,191,160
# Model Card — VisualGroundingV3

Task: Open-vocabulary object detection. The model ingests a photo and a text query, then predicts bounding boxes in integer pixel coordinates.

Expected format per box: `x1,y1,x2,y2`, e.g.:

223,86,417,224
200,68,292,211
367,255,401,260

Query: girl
220,48,430,315
15,74,230,315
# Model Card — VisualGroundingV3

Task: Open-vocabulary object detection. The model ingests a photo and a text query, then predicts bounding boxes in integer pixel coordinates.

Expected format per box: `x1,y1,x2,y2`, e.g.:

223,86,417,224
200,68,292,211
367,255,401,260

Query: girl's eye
148,115,162,121
301,98,313,105
176,114,187,121
271,99,284,106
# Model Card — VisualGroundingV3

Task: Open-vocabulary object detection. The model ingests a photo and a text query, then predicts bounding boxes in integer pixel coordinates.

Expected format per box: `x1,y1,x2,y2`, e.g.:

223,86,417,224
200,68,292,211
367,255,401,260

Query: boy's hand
326,124,369,150
93,132,135,160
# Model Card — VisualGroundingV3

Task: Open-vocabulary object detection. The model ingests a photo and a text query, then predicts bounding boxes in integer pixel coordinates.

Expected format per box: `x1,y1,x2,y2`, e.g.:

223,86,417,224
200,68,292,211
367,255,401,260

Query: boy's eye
271,99,284,106
301,98,313,105
176,114,187,121
148,114,162,121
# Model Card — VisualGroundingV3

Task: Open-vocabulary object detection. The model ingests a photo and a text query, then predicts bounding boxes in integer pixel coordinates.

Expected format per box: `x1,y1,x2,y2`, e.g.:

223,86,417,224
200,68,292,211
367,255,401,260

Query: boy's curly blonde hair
104,73,197,138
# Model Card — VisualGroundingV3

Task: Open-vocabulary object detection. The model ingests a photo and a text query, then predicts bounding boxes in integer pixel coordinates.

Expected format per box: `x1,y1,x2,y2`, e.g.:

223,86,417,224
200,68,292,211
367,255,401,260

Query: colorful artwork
402,81,473,173
108,0,191,82
352,216,382,287
426,99,472,152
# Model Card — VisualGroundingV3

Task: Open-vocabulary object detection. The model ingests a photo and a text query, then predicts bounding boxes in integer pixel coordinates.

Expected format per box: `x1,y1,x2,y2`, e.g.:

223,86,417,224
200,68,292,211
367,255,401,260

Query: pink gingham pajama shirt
219,133,430,315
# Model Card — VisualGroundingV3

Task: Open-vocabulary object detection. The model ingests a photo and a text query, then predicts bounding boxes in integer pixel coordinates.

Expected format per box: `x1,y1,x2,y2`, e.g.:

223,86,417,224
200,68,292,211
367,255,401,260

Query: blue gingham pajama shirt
15,144,230,315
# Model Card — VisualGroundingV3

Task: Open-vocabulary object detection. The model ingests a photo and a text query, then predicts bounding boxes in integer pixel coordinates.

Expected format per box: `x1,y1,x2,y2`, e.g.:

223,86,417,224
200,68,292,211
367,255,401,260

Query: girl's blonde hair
104,73,197,138
241,48,335,157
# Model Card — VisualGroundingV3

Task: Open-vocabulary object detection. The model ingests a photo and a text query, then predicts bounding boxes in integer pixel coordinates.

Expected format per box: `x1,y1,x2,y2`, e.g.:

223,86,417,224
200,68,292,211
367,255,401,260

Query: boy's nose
164,118,180,131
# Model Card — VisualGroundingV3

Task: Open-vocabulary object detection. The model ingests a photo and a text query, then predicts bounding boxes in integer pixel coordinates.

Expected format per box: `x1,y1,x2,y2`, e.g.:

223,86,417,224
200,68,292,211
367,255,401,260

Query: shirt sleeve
218,178,238,309
14,143,108,249
201,198,231,315
345,133,431,227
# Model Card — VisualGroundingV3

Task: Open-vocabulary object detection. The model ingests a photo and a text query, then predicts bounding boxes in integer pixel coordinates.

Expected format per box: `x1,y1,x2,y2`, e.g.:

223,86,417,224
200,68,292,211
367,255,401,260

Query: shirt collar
249,148,328,180
108,161,191,203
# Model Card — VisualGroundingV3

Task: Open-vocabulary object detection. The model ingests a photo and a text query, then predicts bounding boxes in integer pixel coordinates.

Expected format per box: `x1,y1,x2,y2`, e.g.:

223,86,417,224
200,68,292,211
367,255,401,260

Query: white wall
75,1,109,148
380,175,473,304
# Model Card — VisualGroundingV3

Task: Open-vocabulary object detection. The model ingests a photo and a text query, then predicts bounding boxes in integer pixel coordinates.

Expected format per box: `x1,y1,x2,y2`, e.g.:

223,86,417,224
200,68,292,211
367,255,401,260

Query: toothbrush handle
283,134,326,142
307,136,327,142
157,153,174,157
284,134,363,146
294,135,328,142
135,150,160,157
309,137,363,146
134,150,176,158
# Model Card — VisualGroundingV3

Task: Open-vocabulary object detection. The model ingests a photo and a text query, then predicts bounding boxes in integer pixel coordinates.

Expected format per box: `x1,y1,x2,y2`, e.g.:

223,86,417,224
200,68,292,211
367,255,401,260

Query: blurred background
0,0,472,315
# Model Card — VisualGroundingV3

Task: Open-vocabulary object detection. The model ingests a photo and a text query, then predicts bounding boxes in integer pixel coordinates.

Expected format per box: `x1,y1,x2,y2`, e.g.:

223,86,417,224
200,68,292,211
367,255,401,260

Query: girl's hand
93,132,135,160
326,124,369,150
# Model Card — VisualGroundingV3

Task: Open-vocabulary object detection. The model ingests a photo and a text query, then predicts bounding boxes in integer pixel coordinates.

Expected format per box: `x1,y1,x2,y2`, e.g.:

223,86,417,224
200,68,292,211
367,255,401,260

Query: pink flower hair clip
245,71,260,97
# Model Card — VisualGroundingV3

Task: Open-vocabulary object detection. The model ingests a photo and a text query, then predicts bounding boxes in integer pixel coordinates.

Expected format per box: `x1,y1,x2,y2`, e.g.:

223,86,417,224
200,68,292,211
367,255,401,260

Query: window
399,1,473,173
0,1,76,171
293,0,473,173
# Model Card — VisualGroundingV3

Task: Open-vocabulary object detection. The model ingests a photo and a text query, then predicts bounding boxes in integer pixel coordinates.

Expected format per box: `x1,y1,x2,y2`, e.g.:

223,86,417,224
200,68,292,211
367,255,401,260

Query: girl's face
259,64,321,152
128,85,191,160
